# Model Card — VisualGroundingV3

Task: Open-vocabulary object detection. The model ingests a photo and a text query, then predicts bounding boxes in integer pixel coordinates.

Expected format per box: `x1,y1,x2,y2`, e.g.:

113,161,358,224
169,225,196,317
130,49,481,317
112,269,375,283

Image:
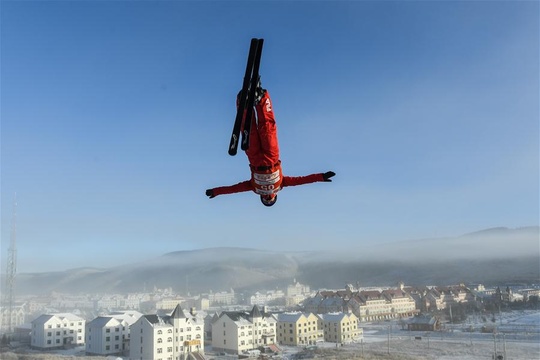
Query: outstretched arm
282,171,335,187
206,180,253,198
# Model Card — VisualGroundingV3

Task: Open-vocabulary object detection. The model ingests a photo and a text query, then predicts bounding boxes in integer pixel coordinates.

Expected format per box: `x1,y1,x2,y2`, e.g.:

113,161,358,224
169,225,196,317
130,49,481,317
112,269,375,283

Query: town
1,280,539,359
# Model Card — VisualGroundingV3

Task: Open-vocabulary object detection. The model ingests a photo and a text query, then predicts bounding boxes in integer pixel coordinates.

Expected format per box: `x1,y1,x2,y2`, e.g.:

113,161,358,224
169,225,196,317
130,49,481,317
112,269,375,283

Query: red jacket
211,162,326,197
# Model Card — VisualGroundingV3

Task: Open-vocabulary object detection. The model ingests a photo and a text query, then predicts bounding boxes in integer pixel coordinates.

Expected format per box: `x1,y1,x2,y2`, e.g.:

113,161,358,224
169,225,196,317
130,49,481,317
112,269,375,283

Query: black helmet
260,194,277,207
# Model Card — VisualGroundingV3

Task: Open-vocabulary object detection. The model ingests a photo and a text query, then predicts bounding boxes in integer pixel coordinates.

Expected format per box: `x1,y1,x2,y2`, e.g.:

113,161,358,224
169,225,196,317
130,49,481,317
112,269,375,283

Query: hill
11,227,540,295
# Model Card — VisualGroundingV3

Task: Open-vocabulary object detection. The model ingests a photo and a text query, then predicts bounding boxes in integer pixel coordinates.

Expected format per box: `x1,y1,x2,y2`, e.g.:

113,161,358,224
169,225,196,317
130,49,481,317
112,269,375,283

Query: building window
158,338,163,343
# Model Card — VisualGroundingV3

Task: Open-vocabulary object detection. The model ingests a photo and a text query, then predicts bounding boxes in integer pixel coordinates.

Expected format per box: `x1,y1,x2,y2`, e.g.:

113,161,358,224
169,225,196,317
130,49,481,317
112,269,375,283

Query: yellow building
318,312,362,344
275,312,323,346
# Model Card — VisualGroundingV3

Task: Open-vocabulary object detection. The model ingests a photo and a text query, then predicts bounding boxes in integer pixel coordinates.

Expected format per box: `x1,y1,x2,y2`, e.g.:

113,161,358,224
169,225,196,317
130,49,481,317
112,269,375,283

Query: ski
241,39,264,151
228,38,264,156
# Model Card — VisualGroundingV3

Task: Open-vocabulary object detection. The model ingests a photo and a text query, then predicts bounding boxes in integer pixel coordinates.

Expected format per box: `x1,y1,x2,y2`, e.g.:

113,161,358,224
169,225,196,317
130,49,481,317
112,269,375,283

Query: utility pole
387,325,390,354
3,194,17,334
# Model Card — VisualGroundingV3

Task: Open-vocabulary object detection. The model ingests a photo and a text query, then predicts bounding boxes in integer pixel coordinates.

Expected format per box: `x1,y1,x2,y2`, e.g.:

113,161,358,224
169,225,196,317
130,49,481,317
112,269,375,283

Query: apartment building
250,290,285,306
424,285,474,310
318,312,362,344
381,289,417,317
286,280,310,297
0,304,26,332
212,305,276,355
304,292,345,315
86,311,143,356
207,289,236,306
156,298,184,311
129,305,204,360
31,313,85,349
305,288,417,322
275,312,322,346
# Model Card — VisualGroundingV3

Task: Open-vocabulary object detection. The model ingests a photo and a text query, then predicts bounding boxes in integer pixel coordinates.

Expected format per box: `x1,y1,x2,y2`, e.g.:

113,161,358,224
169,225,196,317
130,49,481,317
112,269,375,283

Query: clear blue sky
1,1,538,272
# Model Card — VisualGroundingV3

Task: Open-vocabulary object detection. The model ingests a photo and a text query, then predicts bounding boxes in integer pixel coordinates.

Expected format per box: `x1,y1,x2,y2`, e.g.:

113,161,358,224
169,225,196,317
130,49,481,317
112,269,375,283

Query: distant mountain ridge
11,227,540,295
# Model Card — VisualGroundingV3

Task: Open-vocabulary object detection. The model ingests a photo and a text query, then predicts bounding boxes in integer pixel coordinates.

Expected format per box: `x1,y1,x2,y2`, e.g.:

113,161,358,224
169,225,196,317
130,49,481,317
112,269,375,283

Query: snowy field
281,310,540,360
2,310,539,360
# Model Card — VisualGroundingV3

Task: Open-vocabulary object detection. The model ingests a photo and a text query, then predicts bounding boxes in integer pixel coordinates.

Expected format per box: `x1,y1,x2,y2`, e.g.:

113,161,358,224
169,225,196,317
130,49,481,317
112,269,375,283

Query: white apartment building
130,305,204,360
156,298,184,311
0,304,26,332
318,312,362,344
207,289,236,306
212,305,276,355
86,310,143,356
275,312,322,346
31,313,85,349
250,290,285,306
286,280,310,297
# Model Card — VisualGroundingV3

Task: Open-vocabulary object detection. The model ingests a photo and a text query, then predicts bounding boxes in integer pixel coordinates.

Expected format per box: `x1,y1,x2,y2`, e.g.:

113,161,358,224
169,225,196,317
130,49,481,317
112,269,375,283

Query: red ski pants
244,91,280,168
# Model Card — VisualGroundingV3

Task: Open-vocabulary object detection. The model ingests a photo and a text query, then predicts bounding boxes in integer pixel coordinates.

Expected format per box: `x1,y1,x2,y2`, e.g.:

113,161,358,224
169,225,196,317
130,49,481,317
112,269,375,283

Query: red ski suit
210,90,326,198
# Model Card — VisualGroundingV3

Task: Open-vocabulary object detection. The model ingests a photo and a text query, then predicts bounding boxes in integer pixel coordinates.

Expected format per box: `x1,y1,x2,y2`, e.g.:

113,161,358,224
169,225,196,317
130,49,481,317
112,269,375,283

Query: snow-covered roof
318,312,348,323
276,312,305,323
32,313,84,325
87,316,120,328
408,315,437,325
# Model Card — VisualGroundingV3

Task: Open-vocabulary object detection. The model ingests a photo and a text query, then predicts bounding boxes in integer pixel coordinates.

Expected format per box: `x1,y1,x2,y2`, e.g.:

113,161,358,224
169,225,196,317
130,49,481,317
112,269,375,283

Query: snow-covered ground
279,310,540,360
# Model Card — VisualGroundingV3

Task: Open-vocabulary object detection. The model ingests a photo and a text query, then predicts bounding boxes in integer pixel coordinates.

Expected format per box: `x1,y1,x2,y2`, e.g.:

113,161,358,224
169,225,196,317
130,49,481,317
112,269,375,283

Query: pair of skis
228,38,264,156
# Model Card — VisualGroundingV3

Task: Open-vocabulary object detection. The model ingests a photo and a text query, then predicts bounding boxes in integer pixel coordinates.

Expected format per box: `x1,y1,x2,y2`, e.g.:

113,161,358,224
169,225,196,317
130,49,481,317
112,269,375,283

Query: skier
205,82,335,206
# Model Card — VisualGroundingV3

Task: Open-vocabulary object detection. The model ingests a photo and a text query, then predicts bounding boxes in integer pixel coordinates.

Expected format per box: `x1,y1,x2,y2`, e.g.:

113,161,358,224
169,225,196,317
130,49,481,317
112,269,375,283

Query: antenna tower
3,194,17,333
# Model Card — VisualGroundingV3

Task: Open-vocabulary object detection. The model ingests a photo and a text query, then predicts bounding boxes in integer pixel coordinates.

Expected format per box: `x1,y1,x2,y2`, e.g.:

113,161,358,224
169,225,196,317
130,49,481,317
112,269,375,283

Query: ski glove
323,171,336,182
205,189,216,199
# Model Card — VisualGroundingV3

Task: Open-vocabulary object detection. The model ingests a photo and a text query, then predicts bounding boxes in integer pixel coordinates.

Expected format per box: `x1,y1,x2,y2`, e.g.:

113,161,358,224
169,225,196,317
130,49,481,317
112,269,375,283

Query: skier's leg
245,112,264,166
255,90,280,166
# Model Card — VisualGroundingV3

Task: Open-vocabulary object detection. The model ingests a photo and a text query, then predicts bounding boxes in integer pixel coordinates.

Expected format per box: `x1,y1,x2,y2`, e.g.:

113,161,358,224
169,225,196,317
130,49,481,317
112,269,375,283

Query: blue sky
1,1,538,272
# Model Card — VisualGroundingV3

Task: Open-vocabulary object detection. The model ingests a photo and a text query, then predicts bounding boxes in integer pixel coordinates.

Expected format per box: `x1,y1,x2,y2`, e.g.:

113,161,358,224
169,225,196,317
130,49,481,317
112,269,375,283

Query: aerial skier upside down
205,82,335,207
